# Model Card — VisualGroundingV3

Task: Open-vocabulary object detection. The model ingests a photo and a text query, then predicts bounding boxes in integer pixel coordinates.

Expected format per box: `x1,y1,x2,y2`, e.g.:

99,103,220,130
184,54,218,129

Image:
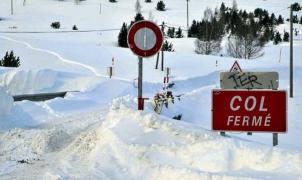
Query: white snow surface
1,0,302,179
0,87,13,116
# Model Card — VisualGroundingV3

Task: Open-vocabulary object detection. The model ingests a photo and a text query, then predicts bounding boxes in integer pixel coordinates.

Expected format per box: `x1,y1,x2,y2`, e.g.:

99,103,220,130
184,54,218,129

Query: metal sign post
127,20,164,111
289,5,294,98
218,62,287,146
138,57,143,110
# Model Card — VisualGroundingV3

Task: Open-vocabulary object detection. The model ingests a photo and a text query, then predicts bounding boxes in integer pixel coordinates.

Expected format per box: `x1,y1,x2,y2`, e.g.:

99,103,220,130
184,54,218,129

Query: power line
0,28,120,34
163,7,293,33
272,7,289,14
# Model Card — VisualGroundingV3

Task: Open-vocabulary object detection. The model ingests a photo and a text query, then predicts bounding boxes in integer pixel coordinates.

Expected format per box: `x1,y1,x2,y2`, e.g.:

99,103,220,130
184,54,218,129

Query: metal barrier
13,91,69,102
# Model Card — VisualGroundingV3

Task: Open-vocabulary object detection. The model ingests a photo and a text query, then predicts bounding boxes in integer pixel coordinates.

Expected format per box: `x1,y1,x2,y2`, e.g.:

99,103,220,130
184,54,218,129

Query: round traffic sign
127,20,164,58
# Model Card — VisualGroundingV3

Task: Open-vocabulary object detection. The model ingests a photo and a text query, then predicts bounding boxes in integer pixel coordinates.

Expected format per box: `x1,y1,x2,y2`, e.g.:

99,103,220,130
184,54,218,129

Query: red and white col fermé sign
212,90,287,133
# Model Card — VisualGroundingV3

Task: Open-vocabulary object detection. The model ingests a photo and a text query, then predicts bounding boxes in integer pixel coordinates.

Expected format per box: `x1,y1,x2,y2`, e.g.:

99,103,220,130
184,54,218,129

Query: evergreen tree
292,3,301,11
277,15,284,24
72,25,78,30
224,11,231,27
1,51,20,67
254,8,263,18
134,12,144,22
229,10,241,34
167,27,175,38
283,31,289,42
145,0,151,2
260,26,273,44
270,29,275,41
130,12,145,27
270,13,277,25
50,22,60,29
156,1,165,11
241,10,248,21
219,2,227,25
261,12,270,27
162,40,174,51
135,0,142,14
293,15,299,23
295,29,299,36
175,27,183,38
188,20,198,37
300,16,302,24
220,2,226,12
273,32,282,45
118,13,145,48
109,0,117,2
118,23,128,48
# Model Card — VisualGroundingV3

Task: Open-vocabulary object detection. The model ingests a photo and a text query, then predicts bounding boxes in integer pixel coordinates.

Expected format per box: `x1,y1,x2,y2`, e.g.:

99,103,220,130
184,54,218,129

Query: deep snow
0,87,13,116
1,0,302,179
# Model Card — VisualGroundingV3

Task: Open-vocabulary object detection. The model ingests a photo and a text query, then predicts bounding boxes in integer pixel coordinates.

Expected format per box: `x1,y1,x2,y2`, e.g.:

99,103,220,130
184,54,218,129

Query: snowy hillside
1,0,302,179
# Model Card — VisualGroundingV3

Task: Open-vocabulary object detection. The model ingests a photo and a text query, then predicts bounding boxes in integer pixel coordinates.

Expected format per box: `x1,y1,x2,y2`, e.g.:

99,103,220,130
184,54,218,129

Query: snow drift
0,69,102,95
0,87,13,116
2,98,301,179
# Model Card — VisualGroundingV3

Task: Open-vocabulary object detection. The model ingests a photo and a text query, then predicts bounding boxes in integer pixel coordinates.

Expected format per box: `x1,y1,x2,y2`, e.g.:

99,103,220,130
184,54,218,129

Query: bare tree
195,39,221,55
232,0,238,10
227,35,264,59
194,7,223,55
135,0,142,14
148,10,155,22
203,7,213,22
227,35,244,58
244,35,264,59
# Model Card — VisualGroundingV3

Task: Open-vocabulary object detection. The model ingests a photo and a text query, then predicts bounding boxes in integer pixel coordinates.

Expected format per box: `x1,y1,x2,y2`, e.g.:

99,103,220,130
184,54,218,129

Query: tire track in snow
0,35,102,76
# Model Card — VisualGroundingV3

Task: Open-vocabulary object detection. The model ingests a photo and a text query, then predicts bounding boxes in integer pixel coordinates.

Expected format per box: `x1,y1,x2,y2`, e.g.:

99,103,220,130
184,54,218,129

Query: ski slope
1,0,302,179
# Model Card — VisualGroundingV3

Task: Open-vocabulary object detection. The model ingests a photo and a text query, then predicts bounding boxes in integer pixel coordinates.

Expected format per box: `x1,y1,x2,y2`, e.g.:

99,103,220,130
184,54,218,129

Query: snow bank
0,69,102,95
1,96,302,179
0,87,13,116
45,99,302,179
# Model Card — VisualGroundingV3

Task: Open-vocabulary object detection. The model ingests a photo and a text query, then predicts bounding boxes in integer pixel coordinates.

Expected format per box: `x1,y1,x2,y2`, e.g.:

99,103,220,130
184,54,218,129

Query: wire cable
0,28,120,34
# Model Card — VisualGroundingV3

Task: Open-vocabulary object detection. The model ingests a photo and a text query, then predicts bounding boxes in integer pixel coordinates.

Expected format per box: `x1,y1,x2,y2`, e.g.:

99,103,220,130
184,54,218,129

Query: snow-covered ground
1,0,302,179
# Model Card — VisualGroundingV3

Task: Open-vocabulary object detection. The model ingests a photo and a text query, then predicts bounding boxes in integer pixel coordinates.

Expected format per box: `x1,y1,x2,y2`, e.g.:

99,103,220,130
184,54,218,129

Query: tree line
188,2,290,59
117,1,301,58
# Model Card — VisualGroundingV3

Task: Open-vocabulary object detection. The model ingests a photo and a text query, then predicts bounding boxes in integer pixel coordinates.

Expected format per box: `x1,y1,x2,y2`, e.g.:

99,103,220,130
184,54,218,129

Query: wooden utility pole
289,5,294,98
155,22,165,70
187,0,189,30
186,0,189,30
11,0,13,15
155,53,159,69
161,22,165,71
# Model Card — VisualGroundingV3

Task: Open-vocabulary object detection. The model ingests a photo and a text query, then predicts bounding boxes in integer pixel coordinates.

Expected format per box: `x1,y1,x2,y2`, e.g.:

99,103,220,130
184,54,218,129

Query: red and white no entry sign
127,20,164,58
